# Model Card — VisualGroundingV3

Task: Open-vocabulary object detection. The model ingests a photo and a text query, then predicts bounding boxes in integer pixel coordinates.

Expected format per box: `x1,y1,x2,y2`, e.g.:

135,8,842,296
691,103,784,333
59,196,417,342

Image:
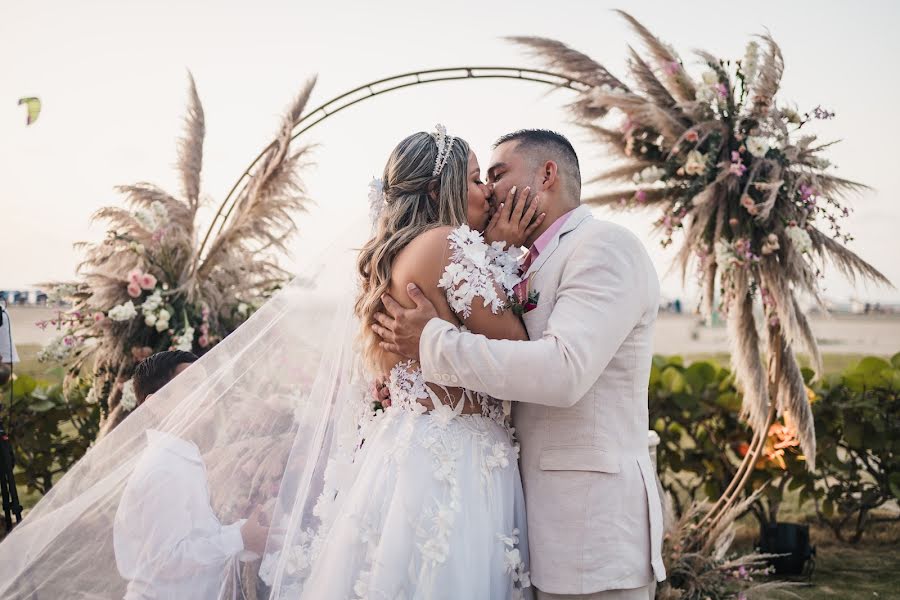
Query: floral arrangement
38,73,317,429
512,11,891,467
656,496,798,600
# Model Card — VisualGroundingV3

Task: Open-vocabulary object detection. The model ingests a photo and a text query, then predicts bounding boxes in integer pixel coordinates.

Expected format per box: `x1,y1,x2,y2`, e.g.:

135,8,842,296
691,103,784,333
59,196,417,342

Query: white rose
746,136,770,158
155,318,170,332
108,301,137,322
120,379,138,411
144,314,157,327
157,309,171,322
785,225,812,254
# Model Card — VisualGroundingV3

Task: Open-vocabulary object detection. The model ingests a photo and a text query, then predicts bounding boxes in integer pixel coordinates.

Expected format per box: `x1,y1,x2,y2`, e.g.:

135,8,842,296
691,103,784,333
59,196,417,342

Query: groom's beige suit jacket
420,205,666,595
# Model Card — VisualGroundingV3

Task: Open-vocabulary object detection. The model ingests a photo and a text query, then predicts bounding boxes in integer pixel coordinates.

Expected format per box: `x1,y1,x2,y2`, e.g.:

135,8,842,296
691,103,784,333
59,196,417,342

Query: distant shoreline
8,305,900,357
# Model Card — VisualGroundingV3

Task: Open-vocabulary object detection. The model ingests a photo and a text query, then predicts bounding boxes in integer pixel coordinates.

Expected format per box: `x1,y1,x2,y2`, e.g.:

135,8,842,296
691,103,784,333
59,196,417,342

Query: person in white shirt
113,351,270,599
0,305,19,386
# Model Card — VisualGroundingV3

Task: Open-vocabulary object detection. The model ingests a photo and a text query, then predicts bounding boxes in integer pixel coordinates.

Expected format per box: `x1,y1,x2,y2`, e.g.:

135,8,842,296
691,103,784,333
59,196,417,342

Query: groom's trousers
535,582,655,600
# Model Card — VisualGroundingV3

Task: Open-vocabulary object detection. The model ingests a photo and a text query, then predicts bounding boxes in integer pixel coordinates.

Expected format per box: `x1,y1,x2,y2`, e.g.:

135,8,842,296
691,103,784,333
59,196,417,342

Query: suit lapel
525,205,592,278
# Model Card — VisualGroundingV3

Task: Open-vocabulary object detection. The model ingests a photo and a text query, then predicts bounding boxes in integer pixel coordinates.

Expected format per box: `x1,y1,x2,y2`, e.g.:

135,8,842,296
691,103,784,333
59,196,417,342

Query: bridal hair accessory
430,124,456,177
368,176,386,223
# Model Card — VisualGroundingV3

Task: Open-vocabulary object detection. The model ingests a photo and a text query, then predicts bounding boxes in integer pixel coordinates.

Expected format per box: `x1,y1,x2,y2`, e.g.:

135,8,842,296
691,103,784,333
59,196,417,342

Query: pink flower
769,316,780,328
716,83,728,98
728,217,739,227
684,130,699,143
635,190,647,203
127,282,142,298
93,312,105,323
139,273,157,291
198,335,209,348
199,323,209,335
740,194,758,215
665,61,680,75
127,268,143,285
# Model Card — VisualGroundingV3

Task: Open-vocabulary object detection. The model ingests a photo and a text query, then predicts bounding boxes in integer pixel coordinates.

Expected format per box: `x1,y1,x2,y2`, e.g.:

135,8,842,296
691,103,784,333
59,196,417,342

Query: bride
0,126,543,600
270,126,543,599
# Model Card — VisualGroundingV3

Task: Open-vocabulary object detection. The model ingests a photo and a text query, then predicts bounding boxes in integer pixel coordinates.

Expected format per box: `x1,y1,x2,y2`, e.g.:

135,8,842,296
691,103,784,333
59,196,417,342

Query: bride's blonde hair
355,131,471,369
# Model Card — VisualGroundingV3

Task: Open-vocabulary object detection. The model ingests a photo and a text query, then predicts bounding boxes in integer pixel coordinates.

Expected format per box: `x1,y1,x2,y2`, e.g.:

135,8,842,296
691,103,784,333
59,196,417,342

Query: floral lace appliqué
438,225,524,319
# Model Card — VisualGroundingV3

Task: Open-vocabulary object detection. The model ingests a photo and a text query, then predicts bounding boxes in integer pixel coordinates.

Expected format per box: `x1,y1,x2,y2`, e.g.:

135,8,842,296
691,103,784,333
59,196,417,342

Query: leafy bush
798,355,900,543
649,355,807,530
3,374,100,495
650,353,900,543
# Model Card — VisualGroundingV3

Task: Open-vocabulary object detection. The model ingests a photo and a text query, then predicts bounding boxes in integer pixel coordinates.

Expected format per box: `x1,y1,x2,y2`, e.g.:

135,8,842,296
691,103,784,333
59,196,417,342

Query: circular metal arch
197,66,591,260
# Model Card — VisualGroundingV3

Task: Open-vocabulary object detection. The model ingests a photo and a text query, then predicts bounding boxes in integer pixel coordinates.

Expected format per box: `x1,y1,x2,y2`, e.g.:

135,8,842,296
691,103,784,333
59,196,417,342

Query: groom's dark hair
133,350,198,404
493,129,581,195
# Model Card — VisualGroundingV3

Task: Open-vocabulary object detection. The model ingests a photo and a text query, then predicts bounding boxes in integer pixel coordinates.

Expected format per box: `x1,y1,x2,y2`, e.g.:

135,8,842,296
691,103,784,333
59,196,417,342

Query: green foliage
650,355,807,529
650,353,900,543
3,374,100,495
798,354,900,543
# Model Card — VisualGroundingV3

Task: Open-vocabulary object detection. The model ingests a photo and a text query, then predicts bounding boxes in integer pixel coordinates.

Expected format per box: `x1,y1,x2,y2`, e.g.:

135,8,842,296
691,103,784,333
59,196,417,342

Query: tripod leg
0,433,23,532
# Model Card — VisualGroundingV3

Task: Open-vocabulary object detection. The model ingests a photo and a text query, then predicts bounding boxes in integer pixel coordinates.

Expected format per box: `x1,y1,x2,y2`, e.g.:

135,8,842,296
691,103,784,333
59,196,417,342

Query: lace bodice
386,360,509,425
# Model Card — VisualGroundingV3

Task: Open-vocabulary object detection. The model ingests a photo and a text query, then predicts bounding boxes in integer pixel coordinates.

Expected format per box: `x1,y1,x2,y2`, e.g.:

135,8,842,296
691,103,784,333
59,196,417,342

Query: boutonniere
510,289,540,316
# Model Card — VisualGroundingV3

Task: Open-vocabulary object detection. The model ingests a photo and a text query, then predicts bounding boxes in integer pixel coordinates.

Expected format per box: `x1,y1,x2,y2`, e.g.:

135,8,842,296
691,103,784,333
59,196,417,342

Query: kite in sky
18,97,41,125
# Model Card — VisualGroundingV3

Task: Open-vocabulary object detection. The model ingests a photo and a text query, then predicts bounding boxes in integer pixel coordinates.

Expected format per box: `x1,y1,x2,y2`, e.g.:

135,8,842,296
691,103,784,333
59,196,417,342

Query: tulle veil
0,215,380,599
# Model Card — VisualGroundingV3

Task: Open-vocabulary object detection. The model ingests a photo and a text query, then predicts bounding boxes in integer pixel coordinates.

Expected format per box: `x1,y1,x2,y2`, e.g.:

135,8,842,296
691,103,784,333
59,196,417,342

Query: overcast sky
2,0,899,305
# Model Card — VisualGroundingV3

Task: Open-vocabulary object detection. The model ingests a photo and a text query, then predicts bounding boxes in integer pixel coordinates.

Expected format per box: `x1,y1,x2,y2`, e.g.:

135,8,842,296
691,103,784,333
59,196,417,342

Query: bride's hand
483,185,546,248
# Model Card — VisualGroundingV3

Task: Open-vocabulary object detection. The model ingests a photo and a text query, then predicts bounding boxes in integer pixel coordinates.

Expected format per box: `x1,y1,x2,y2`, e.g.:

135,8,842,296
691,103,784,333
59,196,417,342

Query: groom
373,129,665,599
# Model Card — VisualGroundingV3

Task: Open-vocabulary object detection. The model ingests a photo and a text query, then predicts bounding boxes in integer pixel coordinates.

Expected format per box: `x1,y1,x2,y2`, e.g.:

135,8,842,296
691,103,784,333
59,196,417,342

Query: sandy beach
7,305,900,358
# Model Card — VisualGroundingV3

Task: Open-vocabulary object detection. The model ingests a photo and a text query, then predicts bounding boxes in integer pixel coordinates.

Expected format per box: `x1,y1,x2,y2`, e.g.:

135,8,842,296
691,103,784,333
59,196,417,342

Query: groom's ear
540,160,559,190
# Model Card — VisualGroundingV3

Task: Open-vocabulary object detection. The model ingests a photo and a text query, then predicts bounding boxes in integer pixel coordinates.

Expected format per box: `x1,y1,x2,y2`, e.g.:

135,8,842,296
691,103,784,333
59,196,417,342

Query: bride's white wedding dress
260,225,533,600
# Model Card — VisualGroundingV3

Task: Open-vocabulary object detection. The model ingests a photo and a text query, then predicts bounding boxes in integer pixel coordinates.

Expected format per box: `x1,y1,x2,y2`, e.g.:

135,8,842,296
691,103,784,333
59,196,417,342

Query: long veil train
0,216,376,599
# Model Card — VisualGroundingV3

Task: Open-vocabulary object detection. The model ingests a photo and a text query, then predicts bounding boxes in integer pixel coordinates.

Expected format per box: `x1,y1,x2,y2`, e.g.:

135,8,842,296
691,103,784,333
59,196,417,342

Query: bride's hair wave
355,131,470,369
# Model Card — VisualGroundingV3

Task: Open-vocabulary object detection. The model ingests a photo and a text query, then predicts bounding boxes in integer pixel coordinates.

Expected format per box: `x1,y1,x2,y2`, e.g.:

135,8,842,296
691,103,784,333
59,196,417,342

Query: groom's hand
372,283,438,361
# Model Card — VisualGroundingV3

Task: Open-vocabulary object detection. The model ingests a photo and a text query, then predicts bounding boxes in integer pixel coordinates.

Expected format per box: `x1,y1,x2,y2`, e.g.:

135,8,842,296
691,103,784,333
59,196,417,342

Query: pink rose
740,195,758,215
684,130,699,143
127,282,142,298
127,268,143,285
198,335,209,348
139,273,157,290
93,312,105,323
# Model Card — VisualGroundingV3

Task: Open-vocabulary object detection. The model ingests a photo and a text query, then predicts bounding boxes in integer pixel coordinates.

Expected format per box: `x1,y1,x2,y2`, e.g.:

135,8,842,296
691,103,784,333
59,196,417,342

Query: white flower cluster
746,136,771,158
172,325,195,352
108,300,138,322
785,224,813,254
141,290,171,332
633,165,665,185
714,240,739,272
367,177,385,225
37,335,76,363
135,201,168,232
695,69,721,104
120,379,138,411
438,225,524,319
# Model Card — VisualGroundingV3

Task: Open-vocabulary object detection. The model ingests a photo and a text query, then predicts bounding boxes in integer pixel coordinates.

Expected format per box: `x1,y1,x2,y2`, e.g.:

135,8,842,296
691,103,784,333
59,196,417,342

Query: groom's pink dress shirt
514,208,576,304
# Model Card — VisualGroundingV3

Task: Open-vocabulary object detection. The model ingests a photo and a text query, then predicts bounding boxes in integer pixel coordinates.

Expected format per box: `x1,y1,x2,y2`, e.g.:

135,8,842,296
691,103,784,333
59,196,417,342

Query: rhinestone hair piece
430,123,456,177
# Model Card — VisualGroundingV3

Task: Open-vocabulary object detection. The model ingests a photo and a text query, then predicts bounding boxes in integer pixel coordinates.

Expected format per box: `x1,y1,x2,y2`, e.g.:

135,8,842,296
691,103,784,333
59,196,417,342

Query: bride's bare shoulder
395,225,456,266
